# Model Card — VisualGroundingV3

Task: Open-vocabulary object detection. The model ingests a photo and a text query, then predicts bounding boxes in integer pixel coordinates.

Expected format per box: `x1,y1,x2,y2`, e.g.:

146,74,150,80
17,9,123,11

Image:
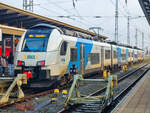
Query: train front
15,24,62,88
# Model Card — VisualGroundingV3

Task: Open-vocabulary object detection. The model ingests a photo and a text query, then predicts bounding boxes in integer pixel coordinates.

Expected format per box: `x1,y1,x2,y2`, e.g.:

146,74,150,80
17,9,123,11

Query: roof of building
139,0,150,25
0,24,26,36
0,2,108,39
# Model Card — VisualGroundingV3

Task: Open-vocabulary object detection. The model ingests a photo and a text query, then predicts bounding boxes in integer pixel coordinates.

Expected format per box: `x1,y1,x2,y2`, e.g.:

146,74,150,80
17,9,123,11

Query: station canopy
0,2,108,39
139,0,150,25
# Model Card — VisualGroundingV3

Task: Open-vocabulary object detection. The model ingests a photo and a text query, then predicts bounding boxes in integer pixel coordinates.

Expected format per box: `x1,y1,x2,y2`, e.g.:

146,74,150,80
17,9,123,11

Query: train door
117,47,121,66
80,44,85,75
126,49,129,63
101,47,104,70
111,45,113,67
132,50,135,62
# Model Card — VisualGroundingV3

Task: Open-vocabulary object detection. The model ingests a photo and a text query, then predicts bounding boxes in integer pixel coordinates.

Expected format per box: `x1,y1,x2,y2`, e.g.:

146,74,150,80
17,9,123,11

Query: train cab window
60,41,68,55
70,47,77,62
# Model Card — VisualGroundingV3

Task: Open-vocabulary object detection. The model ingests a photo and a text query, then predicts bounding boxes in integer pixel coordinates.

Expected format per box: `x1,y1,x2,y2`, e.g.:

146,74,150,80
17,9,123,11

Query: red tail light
41,61,45,66
17,60,24,66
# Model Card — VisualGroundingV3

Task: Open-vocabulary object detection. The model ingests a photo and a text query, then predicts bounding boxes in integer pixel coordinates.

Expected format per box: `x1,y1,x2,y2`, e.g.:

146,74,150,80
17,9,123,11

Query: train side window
113,50,117,58
129,52,131,57
87,53,99,65
91,53,99,64
70,47,77,62
121,53,126,60
60,41,68,55
105,50,111,59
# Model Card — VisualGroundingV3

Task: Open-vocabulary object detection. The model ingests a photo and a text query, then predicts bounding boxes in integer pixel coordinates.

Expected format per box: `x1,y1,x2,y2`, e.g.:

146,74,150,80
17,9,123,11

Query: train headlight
37,61,45,66
17,60,25,66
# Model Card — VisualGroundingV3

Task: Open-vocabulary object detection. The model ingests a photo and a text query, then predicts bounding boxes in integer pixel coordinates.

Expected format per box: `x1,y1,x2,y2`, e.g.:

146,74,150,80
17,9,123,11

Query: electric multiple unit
15,24,144,88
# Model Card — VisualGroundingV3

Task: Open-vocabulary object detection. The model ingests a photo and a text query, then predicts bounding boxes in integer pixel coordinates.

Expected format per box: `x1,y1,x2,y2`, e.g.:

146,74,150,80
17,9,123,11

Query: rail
59,63,149,113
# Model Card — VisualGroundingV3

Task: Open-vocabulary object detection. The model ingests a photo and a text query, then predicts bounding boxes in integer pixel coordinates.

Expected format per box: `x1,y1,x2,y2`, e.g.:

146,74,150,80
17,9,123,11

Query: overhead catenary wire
44,0,97,28
31,0,149,47
37,1,92,28
43,0,105,31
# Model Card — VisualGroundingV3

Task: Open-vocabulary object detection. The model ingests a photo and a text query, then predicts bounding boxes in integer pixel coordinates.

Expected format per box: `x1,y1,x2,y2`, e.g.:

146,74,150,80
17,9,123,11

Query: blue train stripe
126,48,129,62
67,38,93,72
116,46,121,65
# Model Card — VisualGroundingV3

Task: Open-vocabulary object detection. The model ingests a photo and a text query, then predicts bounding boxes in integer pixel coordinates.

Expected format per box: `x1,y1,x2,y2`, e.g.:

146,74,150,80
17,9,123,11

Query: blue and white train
15,24,144,87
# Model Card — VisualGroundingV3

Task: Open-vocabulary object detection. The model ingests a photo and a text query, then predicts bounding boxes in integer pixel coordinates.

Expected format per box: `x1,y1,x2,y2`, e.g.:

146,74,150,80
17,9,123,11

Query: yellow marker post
23,79,27,84
108,71,111,76
111,80,113,89
51,98,56,104
125,65,127,71
62,90,68,97
103,70,107,79
62,90,68,95
53,89,59,102
54,89,59,94
115,79,118,86
122,65,125,71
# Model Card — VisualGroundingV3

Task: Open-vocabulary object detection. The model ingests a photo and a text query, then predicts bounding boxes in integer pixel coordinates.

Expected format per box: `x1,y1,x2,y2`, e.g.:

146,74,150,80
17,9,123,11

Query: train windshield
22,29,52,52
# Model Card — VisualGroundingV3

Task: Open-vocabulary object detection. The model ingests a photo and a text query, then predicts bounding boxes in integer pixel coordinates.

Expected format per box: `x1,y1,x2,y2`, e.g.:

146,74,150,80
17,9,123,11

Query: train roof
106,40,143,50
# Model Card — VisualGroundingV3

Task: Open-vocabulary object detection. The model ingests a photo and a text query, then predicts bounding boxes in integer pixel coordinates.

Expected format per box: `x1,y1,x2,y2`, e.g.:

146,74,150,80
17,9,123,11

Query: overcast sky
0,0,150,49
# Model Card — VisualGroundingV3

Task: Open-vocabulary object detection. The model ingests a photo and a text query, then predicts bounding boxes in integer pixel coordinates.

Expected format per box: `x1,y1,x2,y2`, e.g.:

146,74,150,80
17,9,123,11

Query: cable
45,0,73,15
38,5,62,16
44,0,90,27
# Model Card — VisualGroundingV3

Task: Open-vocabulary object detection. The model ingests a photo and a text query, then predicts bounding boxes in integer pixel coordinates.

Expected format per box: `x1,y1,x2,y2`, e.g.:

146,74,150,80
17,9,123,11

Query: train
15,24,144,88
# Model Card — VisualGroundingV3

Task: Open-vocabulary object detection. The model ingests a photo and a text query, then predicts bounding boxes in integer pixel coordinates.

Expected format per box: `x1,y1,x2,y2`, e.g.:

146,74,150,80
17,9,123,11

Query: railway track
102,64,150,113
0,63,148,112
59,63,150,113
0,68,126,108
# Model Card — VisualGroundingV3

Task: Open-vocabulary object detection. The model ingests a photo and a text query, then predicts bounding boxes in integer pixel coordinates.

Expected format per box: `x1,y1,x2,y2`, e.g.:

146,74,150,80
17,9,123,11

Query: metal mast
135,28,138,47
23,0,33,12
127,16,130,45
142,32,144,50
115,0,119,42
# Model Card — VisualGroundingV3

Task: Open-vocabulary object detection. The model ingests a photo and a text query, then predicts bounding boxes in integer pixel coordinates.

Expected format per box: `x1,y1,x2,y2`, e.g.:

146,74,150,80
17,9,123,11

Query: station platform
112,70,150,113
